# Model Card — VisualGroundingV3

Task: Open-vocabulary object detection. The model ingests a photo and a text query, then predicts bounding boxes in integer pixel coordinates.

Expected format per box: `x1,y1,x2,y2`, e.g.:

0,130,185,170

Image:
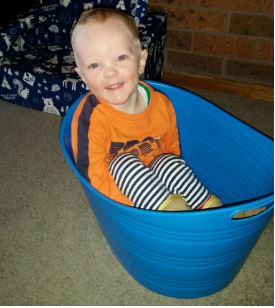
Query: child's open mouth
105,82,124,90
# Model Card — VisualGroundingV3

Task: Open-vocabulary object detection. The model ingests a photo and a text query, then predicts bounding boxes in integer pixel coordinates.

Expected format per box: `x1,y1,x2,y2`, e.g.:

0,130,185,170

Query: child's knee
151,153,187,175
109,153,141,177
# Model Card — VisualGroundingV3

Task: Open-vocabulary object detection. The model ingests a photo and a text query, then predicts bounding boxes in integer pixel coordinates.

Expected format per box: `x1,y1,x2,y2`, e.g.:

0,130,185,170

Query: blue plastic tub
60,81,274,298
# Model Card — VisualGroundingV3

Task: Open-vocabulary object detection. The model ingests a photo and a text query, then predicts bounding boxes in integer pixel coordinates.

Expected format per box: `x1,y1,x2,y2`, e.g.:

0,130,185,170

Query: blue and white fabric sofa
0,0,167,115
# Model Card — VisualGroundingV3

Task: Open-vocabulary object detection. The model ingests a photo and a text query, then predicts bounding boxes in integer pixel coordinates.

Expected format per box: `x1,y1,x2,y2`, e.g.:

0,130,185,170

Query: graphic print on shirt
108,136,162,163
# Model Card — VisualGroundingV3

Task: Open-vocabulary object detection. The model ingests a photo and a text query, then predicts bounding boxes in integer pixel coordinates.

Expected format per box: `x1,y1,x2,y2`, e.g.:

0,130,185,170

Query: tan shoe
158,195,192,211
199,195,222,209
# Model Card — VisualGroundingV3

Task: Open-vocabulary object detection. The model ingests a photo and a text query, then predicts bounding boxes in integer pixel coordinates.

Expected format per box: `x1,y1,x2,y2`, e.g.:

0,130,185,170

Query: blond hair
71,8,142,51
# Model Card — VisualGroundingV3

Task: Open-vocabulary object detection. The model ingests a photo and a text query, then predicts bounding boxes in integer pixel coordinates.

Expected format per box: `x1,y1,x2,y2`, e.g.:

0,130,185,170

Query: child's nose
103,64,118,78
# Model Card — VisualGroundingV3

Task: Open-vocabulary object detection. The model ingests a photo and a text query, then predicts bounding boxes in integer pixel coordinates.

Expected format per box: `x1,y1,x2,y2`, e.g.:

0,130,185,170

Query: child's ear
139,49,148,75
74,66,87,84
74,66,81,77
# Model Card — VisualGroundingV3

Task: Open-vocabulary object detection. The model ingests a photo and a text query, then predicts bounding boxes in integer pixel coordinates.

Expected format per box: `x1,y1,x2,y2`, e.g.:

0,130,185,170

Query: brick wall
149,0,273,86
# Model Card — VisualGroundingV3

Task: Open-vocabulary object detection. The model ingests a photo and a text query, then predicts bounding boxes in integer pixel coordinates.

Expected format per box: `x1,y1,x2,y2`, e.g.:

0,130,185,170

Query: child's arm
87,116,133,205
71,98,132,206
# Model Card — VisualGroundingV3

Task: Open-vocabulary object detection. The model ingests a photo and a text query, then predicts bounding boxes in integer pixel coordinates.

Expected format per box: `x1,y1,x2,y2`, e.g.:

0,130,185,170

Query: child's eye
89,63,99,69
117,54,128,62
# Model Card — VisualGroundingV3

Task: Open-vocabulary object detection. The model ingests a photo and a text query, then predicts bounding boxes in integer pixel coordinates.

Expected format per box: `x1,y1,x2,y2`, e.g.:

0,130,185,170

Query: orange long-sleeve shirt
71,82,180,205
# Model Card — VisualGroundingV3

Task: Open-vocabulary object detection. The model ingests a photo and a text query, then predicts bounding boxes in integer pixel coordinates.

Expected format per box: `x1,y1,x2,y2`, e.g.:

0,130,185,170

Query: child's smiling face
73,17,147,112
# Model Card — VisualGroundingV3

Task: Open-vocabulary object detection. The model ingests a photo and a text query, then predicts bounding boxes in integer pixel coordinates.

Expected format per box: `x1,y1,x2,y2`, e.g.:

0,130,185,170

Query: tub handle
229,194,274,220
231,206,267,220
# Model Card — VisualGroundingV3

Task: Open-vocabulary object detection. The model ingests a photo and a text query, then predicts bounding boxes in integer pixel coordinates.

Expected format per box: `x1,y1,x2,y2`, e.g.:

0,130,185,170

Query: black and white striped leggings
109,153,210,211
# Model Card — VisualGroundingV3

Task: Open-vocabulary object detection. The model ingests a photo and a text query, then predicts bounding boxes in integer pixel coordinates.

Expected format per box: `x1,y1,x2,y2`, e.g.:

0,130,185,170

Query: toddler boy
70,8,222,211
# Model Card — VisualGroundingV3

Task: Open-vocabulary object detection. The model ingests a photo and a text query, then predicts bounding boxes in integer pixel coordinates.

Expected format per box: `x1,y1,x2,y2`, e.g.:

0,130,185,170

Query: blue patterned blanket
0,0,166,115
